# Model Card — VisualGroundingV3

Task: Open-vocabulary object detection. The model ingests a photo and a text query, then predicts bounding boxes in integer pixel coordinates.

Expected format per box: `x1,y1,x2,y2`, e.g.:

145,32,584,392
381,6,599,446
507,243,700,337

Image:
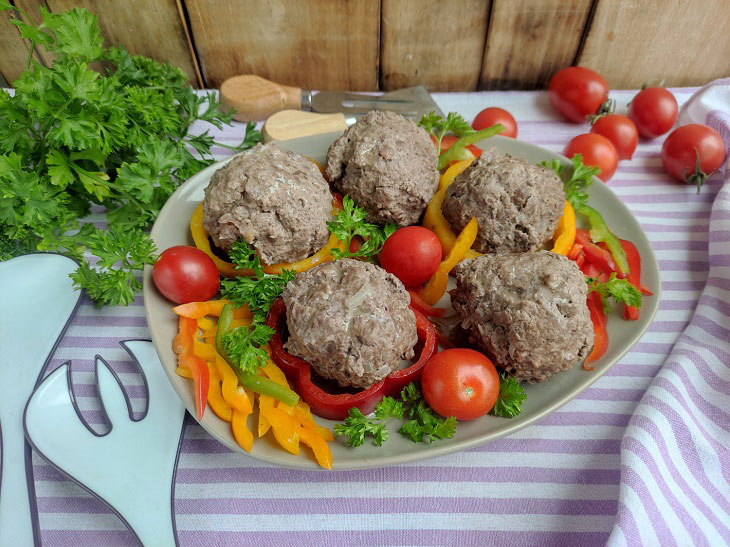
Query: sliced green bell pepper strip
437,124,505,170
216,304,300,407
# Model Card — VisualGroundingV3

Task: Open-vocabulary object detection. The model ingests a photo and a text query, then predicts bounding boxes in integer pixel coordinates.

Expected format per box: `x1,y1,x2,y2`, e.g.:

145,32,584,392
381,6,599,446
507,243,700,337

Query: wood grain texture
578,0,730,88
480,0,592,90
0,6,42,84
42,0,202,86
380,0,490,91
185,0,380,90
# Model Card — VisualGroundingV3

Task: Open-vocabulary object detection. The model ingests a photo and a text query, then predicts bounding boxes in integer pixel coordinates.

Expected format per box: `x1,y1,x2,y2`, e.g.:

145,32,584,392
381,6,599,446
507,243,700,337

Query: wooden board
480,0,592,90
578,0,730,88
40,0,202,87
380,0,490,91
0,6,42,84
185,0,379,90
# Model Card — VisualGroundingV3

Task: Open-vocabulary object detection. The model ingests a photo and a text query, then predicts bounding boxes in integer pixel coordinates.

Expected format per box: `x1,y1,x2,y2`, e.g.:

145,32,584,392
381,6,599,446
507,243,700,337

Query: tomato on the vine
661,123,725,192
379,226,442,288
153,245,220,304
590,114,638,160
472,107,518,138
628,87,678,138
548,67,609,123
564,133,619,181
421,348,499,420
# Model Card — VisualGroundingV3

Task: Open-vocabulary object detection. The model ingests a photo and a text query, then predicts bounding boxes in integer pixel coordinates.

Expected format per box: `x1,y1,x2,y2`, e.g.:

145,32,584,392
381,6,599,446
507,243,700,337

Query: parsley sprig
327,196,396,261
0,3,262,306
490,374,527,419
334,383,457,448
587,273,642,314
221,321,276,376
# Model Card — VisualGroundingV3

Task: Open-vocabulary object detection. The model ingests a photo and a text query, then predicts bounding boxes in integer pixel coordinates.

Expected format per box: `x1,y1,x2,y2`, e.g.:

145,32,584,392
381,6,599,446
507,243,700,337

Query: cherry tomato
379,227,442,288
661,123,725,192
430,134,482,158
421,348,500,420
564,133,619,182
590,114,638,160
153,245,220,304
548,67,609,123
472,107,518,138
628,87,678,138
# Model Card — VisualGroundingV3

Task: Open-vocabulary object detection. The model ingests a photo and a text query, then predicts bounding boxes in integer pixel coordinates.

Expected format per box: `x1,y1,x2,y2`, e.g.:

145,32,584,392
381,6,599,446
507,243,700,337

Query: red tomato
661,123,725,192
153,246,220,304
472,107,518,138
548,67,609,123
379,227,442,288
590,114,638,160
628,87,678,138
430,134,482,158
564,133,619,181
421,348,500,420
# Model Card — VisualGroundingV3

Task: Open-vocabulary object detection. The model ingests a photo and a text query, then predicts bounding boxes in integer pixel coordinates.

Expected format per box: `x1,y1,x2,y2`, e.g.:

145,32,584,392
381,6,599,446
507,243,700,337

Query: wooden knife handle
262,110,348,142
220,75,302,122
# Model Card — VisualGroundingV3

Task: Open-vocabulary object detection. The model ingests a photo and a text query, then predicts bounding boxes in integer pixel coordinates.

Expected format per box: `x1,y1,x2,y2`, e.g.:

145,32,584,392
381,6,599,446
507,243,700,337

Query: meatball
452,251,594,383
325,110,439,227
282,258,418,389
442,149,565,253
202,143,332,265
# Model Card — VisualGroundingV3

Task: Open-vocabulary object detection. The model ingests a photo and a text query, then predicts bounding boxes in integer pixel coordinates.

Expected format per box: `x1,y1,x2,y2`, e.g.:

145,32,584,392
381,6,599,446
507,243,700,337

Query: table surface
27,88,719,546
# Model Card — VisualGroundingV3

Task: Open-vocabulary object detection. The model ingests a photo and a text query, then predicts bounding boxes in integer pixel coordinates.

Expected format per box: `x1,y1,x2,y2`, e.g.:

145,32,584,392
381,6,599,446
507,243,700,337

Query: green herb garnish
490,374,527,419
587,273,642,314
327,195,396,261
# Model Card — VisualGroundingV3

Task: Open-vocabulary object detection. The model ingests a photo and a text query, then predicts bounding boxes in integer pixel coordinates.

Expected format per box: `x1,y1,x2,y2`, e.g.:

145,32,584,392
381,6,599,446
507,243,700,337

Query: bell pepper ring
266,298,438,421
189,196,345,278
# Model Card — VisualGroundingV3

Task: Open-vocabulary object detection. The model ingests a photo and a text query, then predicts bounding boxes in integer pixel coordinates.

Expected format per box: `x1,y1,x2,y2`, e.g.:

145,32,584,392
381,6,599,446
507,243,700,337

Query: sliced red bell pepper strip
620,239,652,320
174,316,210,421
575,229,618,275
584,292,608,370
567,243,583,261
266,298,437,420
407,289,446,317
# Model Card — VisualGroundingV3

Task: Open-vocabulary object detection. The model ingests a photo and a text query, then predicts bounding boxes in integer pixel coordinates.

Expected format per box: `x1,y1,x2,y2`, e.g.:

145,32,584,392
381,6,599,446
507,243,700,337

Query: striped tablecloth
32,88,728,546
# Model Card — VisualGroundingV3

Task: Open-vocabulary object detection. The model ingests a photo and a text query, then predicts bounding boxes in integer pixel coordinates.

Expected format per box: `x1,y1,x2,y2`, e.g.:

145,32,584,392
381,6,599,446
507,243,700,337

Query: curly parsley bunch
0,3,261,306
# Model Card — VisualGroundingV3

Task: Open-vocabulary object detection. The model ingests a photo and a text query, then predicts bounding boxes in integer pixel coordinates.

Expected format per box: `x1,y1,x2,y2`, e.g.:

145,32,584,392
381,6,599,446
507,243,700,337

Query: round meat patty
282,258,418,389
452,251,594,383
325,110,439,227
442,150,565,253
202,143,332,265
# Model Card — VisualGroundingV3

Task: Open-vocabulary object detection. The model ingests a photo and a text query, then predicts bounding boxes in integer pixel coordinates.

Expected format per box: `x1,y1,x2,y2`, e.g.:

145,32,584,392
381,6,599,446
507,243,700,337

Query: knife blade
307,86,444,119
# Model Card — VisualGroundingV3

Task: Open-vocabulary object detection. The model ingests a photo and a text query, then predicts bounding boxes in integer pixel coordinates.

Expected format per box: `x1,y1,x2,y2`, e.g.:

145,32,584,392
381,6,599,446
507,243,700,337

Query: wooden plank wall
2,0,729,90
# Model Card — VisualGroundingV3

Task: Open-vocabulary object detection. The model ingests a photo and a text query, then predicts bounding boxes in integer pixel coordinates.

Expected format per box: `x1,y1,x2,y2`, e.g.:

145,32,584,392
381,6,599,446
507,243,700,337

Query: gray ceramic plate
143,133,660,471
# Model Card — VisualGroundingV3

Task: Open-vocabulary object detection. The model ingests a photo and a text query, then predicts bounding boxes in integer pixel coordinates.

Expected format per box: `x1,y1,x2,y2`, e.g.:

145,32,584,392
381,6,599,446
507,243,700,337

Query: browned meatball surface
442,150,565,253
282,259,418,389
325,110,438,227
452,251,594,383
203,143,332,265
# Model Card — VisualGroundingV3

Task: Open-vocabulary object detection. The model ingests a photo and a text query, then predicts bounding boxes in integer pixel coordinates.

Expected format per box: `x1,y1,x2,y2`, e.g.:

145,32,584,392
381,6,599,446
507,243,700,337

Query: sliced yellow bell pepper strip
551,201,577,255
175,365,193,379
193,340,216,361
190,202,346,278
215,354,252,413
423,159,481,260
298,425,333,470
422,217,479,305
196,317,215,332
206,362,233,422
258,394,273,437
262,405,300,455
294,403,334,442
231,408,254,452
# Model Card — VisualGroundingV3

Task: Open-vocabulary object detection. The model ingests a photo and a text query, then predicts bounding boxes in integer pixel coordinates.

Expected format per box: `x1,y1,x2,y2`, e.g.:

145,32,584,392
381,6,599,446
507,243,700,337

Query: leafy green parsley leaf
490,374,527,418
221,322,275,376
587,273,642,314
540,154,600,212
374,396,404,420
334,408,389,448
327,195,396,261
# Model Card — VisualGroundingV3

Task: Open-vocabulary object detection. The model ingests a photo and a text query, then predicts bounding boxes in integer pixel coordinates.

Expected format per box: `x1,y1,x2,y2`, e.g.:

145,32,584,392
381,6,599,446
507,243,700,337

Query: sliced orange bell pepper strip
206,362,233,422
215,354,252,413
190,201,346,278
551,201,577,255
231,408,254,453
174,300,251,320
262,405,300,455
422,217,479,305
258,394,274,437
423,159,480,260
175,366,192,379
173,316,210,421
298,425,332,470
193,339,216,361
294,404,334,442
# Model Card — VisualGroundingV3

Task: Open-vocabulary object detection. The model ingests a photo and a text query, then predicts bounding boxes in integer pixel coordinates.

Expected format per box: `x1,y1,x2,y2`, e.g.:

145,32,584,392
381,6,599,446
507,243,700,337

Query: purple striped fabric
28,87,730,546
